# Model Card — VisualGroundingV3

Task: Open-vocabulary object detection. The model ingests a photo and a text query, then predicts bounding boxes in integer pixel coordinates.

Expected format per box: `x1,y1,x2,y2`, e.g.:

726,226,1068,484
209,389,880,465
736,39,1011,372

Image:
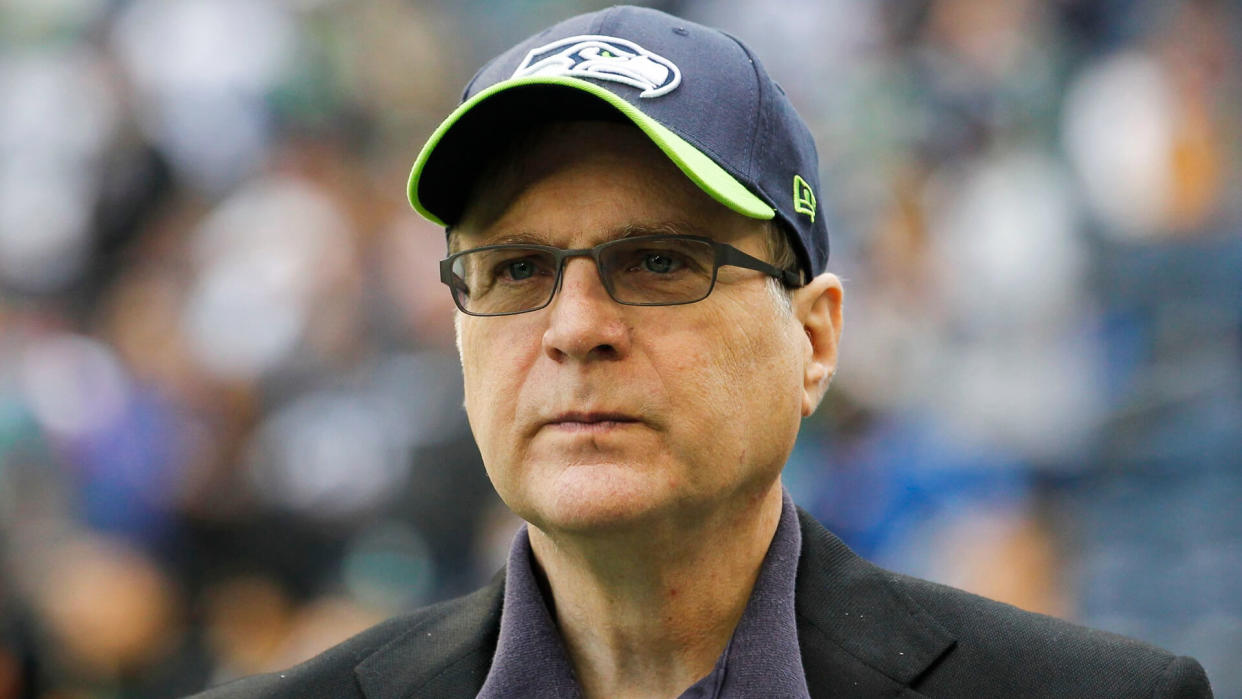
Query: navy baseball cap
408,5,828,278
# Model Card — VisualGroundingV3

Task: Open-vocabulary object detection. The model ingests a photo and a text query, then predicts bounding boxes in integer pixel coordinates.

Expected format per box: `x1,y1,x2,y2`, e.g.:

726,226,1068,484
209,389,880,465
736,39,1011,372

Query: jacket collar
795,507,956,697
353,575,503,699
350,508,956,698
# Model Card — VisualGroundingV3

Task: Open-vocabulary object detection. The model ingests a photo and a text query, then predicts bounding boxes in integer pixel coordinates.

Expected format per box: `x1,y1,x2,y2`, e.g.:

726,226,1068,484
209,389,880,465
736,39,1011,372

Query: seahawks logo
512,35,682,98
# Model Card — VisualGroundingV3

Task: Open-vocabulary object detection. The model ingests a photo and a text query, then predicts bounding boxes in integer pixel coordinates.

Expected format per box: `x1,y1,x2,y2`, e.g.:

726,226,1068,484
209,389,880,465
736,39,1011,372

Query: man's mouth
546,412,641,432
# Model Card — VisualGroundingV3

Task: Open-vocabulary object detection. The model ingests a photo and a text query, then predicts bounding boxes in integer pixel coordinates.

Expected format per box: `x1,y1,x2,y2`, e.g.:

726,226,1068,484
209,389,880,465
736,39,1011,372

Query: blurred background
0,0,1238,696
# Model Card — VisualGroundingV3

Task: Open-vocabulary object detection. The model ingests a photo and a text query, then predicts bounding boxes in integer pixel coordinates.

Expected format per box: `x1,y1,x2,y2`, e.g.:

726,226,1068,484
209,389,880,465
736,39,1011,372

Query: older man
195,6,1212,698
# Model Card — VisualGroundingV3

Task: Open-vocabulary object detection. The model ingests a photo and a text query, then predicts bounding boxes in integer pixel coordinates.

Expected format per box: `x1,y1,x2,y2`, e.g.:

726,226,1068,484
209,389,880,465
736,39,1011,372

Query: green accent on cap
407,75,776,226
792,174,816,222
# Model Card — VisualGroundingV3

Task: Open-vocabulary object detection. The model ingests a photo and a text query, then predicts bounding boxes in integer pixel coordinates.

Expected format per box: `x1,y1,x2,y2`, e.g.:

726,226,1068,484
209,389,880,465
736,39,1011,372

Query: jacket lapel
354,576,504,699
796,508,956,698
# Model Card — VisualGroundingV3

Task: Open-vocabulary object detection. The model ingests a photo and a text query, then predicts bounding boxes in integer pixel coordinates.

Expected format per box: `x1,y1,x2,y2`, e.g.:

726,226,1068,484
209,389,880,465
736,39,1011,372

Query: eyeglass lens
449,236,718,315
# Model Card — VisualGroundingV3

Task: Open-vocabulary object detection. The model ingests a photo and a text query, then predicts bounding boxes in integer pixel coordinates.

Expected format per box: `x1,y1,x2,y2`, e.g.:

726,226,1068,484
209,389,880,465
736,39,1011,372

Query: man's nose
541,257,631,362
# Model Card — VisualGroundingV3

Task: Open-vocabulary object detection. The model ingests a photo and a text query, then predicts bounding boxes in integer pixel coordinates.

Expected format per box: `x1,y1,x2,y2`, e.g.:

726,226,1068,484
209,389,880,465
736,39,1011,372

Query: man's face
453,122,818,535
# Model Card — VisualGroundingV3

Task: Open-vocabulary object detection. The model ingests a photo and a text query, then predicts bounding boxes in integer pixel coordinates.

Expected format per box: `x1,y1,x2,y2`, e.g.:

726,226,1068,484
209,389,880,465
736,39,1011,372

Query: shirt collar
478,489,809,698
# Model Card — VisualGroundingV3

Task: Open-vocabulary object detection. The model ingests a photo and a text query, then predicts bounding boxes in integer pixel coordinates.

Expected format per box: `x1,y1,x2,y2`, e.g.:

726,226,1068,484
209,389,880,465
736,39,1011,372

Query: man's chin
519,465,688,536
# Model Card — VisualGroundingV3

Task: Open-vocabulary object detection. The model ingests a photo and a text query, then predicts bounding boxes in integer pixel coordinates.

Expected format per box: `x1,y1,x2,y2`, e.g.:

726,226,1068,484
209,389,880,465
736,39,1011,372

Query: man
196,6,1212,698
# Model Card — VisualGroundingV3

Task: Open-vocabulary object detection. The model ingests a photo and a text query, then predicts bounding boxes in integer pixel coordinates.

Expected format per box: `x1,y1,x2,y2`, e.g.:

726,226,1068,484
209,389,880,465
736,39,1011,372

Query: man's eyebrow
620,221,710,238
482,231,552,246
450,231,554,251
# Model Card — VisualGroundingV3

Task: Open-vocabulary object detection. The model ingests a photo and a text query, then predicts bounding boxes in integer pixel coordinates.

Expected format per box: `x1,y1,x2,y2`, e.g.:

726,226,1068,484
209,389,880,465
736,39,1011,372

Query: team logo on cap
513,35,682,98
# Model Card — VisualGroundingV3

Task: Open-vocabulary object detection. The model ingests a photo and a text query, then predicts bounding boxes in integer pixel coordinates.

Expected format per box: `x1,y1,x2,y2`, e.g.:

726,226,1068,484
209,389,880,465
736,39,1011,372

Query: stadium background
0,0,1239,695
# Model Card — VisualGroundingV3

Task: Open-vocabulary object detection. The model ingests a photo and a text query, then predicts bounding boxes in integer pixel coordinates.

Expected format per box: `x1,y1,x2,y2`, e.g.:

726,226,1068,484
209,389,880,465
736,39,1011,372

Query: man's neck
526,482,786,699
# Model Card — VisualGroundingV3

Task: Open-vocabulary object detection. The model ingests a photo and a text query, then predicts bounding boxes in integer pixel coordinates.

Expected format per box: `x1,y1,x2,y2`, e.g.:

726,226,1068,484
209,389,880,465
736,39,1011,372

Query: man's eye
501,258,538,280
642,253,682,274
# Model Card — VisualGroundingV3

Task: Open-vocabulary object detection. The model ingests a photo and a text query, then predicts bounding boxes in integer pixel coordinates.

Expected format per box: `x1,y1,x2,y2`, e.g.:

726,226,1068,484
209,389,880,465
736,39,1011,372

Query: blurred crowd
0,0,1239,696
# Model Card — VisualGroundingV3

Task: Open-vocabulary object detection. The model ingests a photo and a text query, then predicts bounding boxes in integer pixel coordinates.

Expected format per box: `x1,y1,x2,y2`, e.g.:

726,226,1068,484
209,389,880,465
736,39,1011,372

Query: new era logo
793,174,816,222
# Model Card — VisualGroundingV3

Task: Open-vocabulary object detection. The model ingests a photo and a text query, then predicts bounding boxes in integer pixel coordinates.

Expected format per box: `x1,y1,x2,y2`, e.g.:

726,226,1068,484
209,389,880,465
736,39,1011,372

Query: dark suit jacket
193,509,1213,698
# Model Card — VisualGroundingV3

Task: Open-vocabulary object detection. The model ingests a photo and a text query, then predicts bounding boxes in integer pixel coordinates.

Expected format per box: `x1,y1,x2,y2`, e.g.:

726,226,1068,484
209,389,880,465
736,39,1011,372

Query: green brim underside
407,76,776,226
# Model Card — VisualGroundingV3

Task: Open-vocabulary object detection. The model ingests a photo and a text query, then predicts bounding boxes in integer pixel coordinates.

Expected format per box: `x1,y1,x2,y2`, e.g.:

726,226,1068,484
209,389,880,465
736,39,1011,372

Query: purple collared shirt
477,490,810,698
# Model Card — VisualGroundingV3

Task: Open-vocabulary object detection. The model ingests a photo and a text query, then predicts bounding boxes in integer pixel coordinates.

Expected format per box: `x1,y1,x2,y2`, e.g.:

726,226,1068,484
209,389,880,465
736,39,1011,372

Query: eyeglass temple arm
439,258,471,293
717,245,804,288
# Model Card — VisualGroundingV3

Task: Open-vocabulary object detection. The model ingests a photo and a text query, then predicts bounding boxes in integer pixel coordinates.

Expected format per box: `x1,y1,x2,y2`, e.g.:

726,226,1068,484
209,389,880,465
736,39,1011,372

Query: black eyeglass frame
439,234,804,317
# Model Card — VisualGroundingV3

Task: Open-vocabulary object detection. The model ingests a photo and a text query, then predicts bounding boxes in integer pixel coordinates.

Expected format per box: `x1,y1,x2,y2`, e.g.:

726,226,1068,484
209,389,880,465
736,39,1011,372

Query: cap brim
408,76,775,227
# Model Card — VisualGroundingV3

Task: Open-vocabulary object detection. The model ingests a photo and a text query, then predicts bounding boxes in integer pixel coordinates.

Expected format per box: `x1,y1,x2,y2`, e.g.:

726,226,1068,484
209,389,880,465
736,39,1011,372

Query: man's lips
544,411,642,432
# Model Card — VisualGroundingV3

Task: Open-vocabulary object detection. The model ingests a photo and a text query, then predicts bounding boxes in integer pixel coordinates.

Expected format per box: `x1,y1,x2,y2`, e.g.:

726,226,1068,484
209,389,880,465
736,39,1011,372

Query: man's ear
792,272,843,417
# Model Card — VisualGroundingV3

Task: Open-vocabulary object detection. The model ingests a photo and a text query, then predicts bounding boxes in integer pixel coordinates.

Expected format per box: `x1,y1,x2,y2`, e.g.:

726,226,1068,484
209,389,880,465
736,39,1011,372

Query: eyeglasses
440,234,803,317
